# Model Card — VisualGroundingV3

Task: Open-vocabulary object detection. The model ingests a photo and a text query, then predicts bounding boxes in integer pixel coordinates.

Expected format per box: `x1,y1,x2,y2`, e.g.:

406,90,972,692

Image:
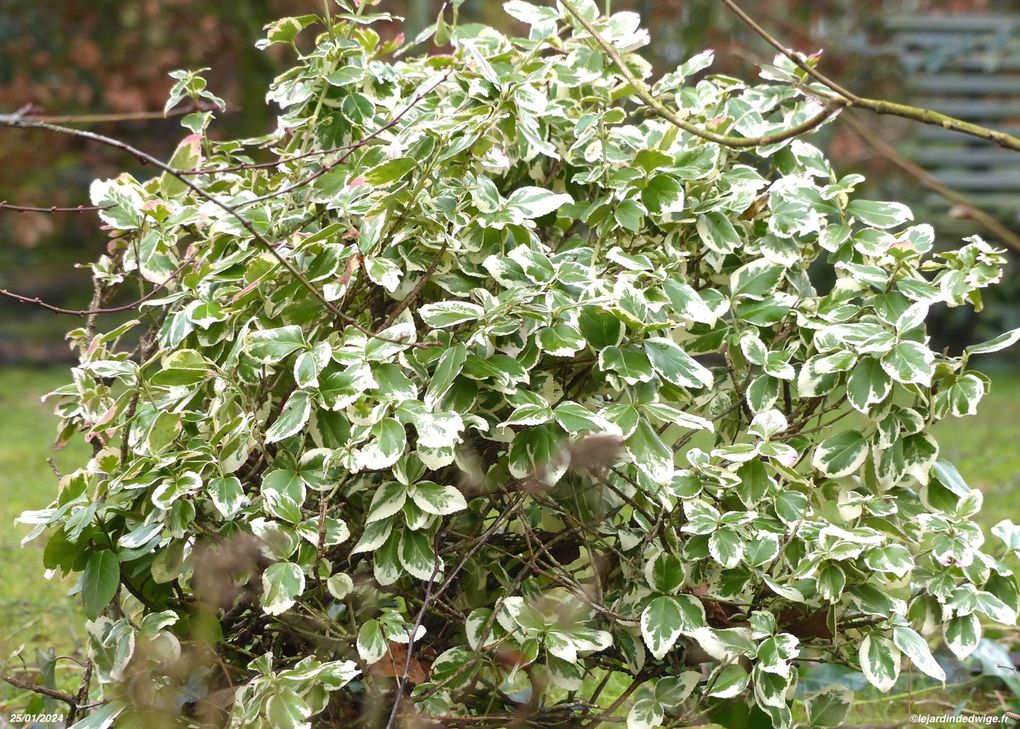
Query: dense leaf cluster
21,1,1020,727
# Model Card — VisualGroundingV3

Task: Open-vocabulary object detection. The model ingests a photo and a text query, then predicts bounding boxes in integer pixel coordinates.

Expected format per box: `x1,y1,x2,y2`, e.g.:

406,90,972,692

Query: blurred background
0,0,1018,720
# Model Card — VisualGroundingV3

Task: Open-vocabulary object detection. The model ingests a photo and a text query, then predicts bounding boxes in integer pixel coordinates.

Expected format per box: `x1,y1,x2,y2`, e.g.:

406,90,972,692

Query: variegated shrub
20,1,1020,727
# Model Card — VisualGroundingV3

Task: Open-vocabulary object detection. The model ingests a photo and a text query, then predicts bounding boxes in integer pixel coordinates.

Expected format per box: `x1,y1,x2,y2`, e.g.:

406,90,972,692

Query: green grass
0,366,1017,721
0,367,90,713
933,367,1020,531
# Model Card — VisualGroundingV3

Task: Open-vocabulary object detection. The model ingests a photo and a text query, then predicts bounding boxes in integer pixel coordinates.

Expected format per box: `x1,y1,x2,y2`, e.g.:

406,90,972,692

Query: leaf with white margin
553,401,619,435
932,459,971,497
893,626,946,682
966,327,1020,357
895,301,929,333
503,0,559,28
696,211,740,254
730,259,784,300
863,544,914,579
413,411,465,450
846,357,891,412
261,562,305,615
410,481,467,516
944,613,981,660
538,322,586,357
627,418,674,484
881,340,935,386
749,409,787,440
209,476,245,518
709,528,744,569
399,528,439,581
261,468,306,523
812,430,868,478
974,591,1017,626
708,664,749,699
847,199,913,229
640,595,705,660
265,390,312,444
424,344,466,411
644,551,684,594
247,325,305,363
506,186,573,219
500,401,553,428
327,573,353,600
643,337,713,389
627,683,663,729
690,626,759,662
465,608,501,650
358,418,406,471
365,481,407,524
357,619,387,664
662,278,716,325
655,671,700,707
640,597,685,661
693,623,758,664
804,684,854,728
992,519,1020,555
419,300,484,328
859,635,900,692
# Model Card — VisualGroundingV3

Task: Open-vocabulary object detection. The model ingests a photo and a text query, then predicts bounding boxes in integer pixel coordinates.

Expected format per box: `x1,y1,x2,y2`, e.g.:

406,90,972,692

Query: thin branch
0,201,107,214
384,532,444,729
0,252,196,317
720,0,1020,153
0,671,79,708
557,0,843,148
718,0,859,101
233,70,452,211
65,658,93,727
14,101,224,125
0,83,445,348
840,112,1020,253
379,240,448,330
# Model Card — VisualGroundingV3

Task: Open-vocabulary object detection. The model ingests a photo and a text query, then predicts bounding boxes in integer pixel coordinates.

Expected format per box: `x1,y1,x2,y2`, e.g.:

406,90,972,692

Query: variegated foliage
20,1,1020,727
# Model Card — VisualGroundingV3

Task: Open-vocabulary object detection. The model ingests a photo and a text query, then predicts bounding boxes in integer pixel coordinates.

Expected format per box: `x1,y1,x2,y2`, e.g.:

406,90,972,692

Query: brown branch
0,91,444,348
557,0,843,148
64,658,93,726
0,201,108,214
15,100,224,125
379,241,448,330
720,0,1020,153
1,671,79,708
384,532,445,729
718,0,859,101
840,112,1020,253
0,252,196,317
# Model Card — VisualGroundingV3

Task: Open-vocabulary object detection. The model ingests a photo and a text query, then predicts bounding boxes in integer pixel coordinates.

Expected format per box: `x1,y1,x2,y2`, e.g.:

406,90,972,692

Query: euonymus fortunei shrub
19,1,1020,727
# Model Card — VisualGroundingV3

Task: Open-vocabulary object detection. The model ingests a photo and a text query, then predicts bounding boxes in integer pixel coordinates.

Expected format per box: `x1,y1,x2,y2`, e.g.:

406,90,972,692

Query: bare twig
15,100,223,125
0,201,107,213
720,0,1020,152
840,112,1020,252
384,533,445,729
1,671,79,708
0,81,445,348
0,253,196,317
65,658,93,727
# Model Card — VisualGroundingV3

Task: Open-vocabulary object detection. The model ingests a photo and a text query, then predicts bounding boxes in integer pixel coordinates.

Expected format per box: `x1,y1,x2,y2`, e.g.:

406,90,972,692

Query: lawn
0,365,1017,722
933,365,1020,527
0,368,90,713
